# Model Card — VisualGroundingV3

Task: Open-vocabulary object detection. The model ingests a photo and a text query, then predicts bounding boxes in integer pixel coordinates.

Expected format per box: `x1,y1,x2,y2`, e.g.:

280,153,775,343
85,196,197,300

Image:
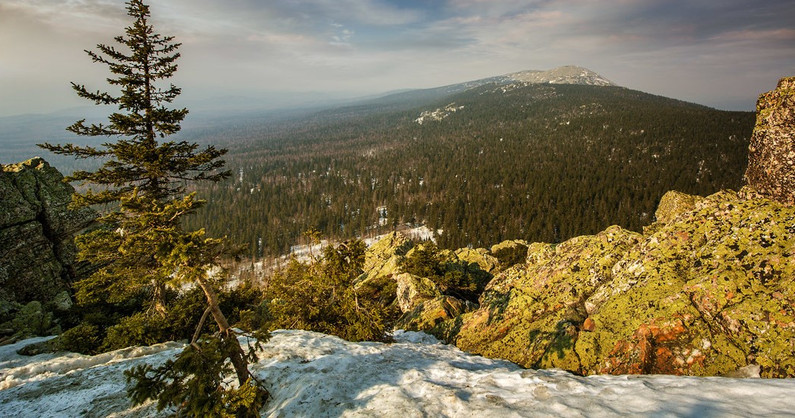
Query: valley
179,70,754,257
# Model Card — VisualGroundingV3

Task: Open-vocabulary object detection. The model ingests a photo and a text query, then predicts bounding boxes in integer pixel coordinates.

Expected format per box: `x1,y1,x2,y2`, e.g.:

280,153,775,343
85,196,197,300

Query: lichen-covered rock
490,240,530,254
654,190,703,224
10,301,56,337
454,225,642,371
358,232,412,284
450,190,795,377
454,247,499,274
395,273,441,313
0,158,95,305
395,295,476,341
744,76,795,205
51,290,74,311
582,190,795,377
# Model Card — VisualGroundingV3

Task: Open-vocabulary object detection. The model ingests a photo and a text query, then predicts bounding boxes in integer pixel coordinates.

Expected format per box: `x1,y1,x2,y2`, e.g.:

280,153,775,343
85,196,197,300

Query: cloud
0,0,125,34
0,0,793,116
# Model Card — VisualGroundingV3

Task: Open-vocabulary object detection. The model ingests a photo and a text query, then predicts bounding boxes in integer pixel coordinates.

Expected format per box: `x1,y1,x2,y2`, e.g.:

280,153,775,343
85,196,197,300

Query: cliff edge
0,158,95,307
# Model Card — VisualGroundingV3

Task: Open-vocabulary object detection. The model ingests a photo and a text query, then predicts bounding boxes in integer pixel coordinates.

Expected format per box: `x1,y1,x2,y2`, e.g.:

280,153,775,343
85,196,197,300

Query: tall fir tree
39,0,229,315
39,1,267,414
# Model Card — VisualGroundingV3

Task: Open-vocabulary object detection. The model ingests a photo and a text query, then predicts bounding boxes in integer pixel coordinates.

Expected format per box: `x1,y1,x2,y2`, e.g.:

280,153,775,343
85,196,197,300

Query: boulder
455,225,642,371
454,247,499,274
395,295,476,342
394,273,441,313
451,190,795,377
0,158,95,305
744,76,795,205
358,232,412,284
654,190,703,224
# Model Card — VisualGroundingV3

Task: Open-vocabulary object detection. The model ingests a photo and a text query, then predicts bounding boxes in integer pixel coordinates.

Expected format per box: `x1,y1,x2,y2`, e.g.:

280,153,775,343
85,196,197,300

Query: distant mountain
0,66,610,167
359,66,615,110
504,65,615,86
436,65,615,93
183,79,754,256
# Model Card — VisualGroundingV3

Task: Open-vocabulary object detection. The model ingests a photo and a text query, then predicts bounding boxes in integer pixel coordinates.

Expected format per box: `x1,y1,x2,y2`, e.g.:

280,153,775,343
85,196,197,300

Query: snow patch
415,103,465,125
2,330,795,417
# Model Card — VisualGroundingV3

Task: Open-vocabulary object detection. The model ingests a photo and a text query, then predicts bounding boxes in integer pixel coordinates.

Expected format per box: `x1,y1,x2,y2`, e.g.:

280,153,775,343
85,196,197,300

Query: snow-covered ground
2,330,794,417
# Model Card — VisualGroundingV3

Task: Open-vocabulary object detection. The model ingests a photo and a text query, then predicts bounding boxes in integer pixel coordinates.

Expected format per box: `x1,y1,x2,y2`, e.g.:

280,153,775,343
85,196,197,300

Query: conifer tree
39,1,267,414
40,0,229,315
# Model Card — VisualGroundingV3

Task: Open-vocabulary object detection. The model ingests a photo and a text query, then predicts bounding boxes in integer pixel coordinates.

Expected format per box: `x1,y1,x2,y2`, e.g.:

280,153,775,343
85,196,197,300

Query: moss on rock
395,295,475,342
450,189,795,377
454,225,642,372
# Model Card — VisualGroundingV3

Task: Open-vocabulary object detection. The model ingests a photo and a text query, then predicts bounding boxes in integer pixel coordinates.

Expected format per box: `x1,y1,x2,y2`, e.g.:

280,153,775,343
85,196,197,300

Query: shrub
126,335,268,417
57,322,102,354
264,240,394,342
400,242,490,303
493,244,528,269
103,313,173,351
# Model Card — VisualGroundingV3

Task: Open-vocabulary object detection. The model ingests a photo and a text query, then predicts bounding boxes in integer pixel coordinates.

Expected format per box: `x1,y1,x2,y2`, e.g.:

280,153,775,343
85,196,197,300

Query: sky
1,0,794,116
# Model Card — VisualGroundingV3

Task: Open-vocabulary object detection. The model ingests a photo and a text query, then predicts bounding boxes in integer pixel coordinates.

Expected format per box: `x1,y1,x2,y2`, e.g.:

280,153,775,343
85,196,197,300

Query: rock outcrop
454,225,642,371
0,158,95,306
358,232,411,285
394,273,441,313
744,76,795,205
359,233,497,340
447,190,795,377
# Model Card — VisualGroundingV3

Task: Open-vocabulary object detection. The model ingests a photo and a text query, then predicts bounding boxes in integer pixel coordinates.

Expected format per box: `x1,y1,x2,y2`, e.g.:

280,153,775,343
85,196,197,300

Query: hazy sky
1,0,794,116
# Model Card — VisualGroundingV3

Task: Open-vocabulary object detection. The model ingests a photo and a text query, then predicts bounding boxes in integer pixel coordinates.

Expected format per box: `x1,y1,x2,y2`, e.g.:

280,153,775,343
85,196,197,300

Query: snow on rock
415,103,465,125
2,330,795,417
362,226,435,247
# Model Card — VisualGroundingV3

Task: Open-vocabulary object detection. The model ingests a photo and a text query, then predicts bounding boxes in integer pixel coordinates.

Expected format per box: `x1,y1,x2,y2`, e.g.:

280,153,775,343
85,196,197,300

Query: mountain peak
505,65,615,86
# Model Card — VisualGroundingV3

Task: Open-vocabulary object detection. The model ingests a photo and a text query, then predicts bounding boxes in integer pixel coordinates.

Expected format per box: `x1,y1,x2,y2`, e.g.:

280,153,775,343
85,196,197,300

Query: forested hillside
184,83,754,257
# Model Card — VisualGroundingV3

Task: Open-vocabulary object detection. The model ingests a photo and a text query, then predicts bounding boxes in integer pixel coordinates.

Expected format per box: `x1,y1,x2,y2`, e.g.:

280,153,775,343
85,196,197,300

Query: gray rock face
744,76,795,205
0,158,95,305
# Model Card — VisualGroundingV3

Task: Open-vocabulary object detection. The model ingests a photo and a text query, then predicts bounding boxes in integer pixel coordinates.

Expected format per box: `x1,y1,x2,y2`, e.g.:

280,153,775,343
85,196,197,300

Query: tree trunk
195,276,250,386
151,280,168,318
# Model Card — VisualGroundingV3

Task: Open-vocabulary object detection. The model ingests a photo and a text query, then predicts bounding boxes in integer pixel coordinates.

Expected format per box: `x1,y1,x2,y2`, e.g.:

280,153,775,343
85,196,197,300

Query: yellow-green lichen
451,189,795,377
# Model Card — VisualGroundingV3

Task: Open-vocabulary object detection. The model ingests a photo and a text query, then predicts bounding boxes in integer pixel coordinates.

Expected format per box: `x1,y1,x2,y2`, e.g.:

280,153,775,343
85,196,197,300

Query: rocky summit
744,77,795,205
0,158,95,307
506,65,615,86
453,189,795,377
364,188,795,378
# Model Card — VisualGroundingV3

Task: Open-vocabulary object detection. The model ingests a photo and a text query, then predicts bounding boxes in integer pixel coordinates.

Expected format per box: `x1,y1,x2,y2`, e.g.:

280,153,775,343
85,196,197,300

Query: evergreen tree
41,1,227,207
39,0,229,315
264,238,395,342
39,1,266,414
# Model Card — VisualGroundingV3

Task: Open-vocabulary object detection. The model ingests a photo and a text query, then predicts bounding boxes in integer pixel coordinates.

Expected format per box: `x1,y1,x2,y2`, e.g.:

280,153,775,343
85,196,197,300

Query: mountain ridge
370,65,616,106
504,65,615,86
